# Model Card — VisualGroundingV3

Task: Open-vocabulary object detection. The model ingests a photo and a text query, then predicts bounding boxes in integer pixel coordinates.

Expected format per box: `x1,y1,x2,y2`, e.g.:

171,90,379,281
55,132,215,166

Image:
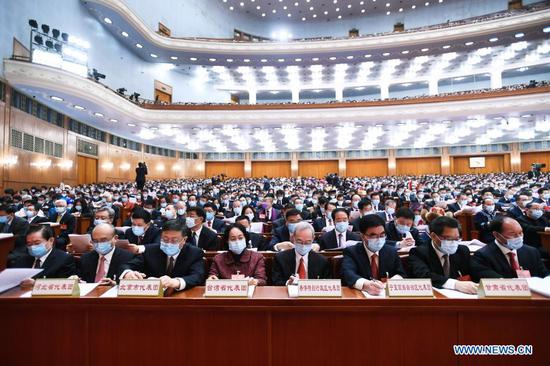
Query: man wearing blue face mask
473,198,499,244
48,199,76,250
10,225,76,287
203,203,226,233
78,223,134,284
471,217,549,281
516,202,550,259
185,207,219,250
342,215,406,296
319,208,361,250
409,216,477,294
269,209,303,251
123,209,161,254
0,205,30,259
119,220,205,291
385,207,424,248
376,199,396,223
272,222,330,286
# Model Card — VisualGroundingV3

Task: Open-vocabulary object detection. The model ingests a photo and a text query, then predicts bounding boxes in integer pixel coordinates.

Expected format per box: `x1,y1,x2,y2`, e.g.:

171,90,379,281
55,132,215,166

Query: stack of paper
527,277,550,297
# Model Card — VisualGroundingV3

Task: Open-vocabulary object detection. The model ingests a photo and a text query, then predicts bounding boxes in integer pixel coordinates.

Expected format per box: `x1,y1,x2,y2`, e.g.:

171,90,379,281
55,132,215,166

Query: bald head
92,223,116,242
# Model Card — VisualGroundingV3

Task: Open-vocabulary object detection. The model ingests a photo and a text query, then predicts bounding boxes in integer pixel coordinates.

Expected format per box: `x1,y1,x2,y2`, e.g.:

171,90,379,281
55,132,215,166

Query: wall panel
521,152,550,173
298,160,339,178
346,159,388,177
451,154,510,174
251,161,291,178
396,157,441,175
205,161,245,178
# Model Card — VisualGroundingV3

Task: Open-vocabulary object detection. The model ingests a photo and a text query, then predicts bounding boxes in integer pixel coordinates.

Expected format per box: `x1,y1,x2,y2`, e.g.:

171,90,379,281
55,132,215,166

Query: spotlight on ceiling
130,92,141,101
41,24,50,34
45,40,54,49
33,35,43,45
54,43,62,52
61,32,69,42
92,68,106,81
28,19,38,28
52,29,60,39
116,87,127,95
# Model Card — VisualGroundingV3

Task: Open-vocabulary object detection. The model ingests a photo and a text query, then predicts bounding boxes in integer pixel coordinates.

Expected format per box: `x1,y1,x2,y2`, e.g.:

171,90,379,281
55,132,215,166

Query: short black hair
203,202,217,211
358,199,372,211
221,223,250,250
0,205,15,214
187,206,206,220
331,207,349,220
395,207,415,220
285,208,302,220
131,208,151,223
27,224,54,240
162,219,189,237
358,214,385,234
235,214,250,223
429,216,462,236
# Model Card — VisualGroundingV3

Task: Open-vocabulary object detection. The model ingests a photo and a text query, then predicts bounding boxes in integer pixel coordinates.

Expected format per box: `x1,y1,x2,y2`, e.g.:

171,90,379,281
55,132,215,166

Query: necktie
95,256,106,283
338,233,343,248
33,258,41,269
138,235,143,245
267,209,271,221
207,221,212,228
508,252,520,271
328,219,333,226
370,254,379,280
443,254,450,277
191,232,197,246
56,215,62,223
166,256,175,276
297,258,306,279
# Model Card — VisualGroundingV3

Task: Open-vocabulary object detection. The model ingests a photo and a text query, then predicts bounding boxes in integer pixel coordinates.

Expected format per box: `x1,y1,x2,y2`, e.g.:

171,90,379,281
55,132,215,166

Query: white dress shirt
353,243,380,290
431,242,457,290
95,247,115,278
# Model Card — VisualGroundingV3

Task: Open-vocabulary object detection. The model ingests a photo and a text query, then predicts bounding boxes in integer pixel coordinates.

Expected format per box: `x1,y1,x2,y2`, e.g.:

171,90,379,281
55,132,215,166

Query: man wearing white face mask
385,208,424,248
342,215,406,296
516,202,550,258
185,207,219,251
474,198,498,244
319,208,361,250
49,199,76,250
471,217,549,281
376,200,396,223
409,217,477,294
272,222,330,286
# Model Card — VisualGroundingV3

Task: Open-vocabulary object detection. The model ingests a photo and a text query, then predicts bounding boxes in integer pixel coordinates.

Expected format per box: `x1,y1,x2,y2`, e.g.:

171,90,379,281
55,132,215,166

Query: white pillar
335,87,343,102
380,84,389,100
248,89,257,105
291,88,300,103
428,78,439,96
490,70,502,89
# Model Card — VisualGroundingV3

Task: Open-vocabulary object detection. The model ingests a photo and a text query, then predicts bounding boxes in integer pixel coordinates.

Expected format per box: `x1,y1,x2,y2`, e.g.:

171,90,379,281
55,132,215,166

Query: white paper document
0,268,43,293
362,290,386,299
247,285,256,298
100,285,119,298
287,285,298,298
526,277,550,297
433,288,478,299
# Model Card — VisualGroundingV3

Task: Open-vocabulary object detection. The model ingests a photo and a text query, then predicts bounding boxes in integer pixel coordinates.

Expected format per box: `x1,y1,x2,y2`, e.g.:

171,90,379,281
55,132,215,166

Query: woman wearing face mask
207,223,267,286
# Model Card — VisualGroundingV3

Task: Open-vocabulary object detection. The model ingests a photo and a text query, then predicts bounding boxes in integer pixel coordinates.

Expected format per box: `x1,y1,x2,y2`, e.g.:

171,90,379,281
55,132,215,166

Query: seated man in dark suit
376,199,396,223
408,216,478,294
516,202,550,258
185,206,219,250
312,202,337,232
203,203,226,233
78,223,134,283
23,203,49,225
319,208,361,250
235,215,267,250
0,204,30,259
471,216,549,281
271,204,295,232
351,199,376,232
49,199,76,250
385,207,424,248
473,198,498,244
124,208,161,254
272,222,330,285
269,208,303,251
10,224,76,287
120,219,205,291
342,215,406,296
506,192,531,219
86,206,125,237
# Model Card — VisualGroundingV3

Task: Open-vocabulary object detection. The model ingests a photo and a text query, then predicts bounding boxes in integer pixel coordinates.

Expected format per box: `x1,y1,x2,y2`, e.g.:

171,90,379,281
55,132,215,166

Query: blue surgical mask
206,212,215,221
484,205,495,214
372,200,380,207
0,216,9,224
366,237,385,252
294,243,312,256
233,207,242,215
246,213,255,221
55,207,66,214
500,235,523,251
160,241,181,257
185,217,196,228
530,210,543,220
288,223,298,234
93,241,113,255
26,210,36,218
94,219,106,226
177,208,186,216
164,211,175,220
395,224,410,233
188,201,197,207
132,225,145,236
28,242,49,258
160,202,167,208
295,204,304,211
335,222,349,233
228,239,246,255
75,205,82,211
386,207,395,215
439,240,459,255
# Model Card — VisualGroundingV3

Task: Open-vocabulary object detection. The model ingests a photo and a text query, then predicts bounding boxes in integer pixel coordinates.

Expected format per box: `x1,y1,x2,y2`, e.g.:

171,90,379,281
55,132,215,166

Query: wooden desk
0,286,548,366
75,216,91,234
540,231,550,254
0,235,15,271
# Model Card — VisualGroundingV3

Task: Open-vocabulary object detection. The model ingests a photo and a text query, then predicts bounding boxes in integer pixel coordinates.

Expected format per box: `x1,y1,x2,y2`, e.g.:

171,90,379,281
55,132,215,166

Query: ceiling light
515,32,525,38
209,58,216,62
50,96,63,101
421,48,429,52
103,17,112,24
170,56,178,60
295,58,302,62
94,112,104,117
465,41,474,46
382,52,390,56
150,53,158,58
329,56,337,60
442,45,451,49
109,118,118,123
346,55,354,59
543,26,550,33
190,57,197,61
226,58,233,62
489,37,498,42
243,59,250,62
401,50,409,54
73,105,85,110
312,57,319,61
364,54,372,58
127,123,136,127
121,31,128,37
261,59,267,63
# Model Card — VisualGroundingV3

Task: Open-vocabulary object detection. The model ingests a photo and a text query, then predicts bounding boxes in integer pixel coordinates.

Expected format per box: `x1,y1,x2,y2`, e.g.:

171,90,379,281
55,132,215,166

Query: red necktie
297,258,306,279
371,254,379,280
95,256,106,283
508,252,520,271
208,221,212,228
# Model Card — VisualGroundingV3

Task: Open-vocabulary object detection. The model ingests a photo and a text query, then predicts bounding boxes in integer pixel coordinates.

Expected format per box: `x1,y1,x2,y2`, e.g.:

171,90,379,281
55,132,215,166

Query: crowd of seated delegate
0,171,548,295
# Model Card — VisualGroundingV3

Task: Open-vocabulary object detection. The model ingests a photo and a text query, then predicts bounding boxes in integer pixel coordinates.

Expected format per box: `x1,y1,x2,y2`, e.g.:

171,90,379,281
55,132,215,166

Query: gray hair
95,206,115,220
293,221,315,237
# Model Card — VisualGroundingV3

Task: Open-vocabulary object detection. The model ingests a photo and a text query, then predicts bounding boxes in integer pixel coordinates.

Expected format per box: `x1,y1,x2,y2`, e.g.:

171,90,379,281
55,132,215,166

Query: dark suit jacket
342,242,406,286
271,217,285,232
249,232,267,251
385,221,424,246
408,244,472,288
28,216,49,225
269,225,291,249
507,205,524,219
376,211,394,223
271,249,330,285
205,218,226,234
186,227,219,250
516,215,549,252
319,229,362,250
9,248,76,278
471,241,549,281
312,217,329,232
1,216,30,256
49,211,76,249
259,207,280,222
119,244,205,288
78,247,135,283
124,225,161,245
